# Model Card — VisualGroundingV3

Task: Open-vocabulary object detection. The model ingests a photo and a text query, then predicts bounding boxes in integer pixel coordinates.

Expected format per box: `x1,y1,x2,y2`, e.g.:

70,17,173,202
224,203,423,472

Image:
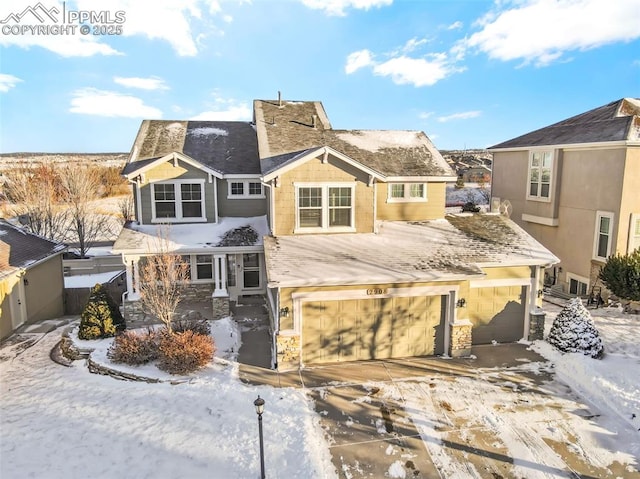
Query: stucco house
113,97,557,369
0,220,66,340
490,98,640,298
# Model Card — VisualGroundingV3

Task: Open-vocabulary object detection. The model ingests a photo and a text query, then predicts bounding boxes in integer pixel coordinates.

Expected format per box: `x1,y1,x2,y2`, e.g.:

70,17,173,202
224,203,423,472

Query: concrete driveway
239,344,640,479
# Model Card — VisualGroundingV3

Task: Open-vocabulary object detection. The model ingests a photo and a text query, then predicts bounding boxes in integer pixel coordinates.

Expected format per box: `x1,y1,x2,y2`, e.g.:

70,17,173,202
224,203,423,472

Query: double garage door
302,295,446,364
300,286,526,365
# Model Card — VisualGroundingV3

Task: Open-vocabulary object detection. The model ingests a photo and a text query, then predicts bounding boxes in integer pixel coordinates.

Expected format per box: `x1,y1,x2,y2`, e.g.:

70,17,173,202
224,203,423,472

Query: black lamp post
254,395,266,479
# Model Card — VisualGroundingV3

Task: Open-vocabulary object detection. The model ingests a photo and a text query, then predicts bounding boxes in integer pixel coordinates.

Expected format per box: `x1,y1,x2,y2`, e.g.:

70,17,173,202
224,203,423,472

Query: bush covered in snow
157,331,215,375
78,284,125,340
108,329,159,365
547,298,604,359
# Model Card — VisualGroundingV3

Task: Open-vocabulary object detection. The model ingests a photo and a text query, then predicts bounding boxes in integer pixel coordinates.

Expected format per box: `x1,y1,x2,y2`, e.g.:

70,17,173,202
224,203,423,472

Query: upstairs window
594,211,614,260
387,183,427,202
151,180,206,222
629,213,640,253
527,151,553,200
296,183,355,232
228,180,264,199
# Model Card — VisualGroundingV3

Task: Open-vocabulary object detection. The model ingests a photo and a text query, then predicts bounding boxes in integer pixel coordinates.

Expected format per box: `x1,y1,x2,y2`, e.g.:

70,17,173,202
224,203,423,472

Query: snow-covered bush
78,284,125,340
108,329,158,365
157,331,215,375
547,298,604,359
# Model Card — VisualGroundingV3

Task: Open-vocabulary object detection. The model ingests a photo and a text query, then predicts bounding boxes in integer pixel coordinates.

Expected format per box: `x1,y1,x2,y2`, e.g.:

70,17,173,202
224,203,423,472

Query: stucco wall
0,274,20,340
619,147,640,254
375,182,446,221
23,255,65,323
273,155,375,235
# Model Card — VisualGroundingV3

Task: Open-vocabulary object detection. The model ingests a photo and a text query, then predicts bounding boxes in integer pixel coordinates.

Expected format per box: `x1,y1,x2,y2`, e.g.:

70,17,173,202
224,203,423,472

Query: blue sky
0,0,638,153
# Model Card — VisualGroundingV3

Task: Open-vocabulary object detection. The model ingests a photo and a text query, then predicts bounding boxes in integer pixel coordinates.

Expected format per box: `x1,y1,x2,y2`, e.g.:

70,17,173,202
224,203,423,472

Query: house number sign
366,288,388,295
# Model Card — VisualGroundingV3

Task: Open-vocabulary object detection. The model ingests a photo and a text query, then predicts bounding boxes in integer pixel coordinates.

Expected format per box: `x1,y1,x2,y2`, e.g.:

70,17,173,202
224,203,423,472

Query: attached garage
300,294,447,365
467,282,528,345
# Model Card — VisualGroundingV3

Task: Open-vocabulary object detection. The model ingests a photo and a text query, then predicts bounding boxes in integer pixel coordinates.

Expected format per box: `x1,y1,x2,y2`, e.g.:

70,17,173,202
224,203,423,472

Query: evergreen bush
78,283,125,340
547,298,604,359
599,249,640,301
157,331,215,375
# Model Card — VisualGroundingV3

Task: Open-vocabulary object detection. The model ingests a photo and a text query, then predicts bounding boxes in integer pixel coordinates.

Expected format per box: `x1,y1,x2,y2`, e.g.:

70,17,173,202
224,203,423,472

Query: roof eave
489,139,638,152
123,152,224,180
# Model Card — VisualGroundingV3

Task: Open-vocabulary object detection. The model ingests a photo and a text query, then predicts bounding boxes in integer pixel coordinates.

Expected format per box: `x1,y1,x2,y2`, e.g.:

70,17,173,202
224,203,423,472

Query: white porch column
213,254,228,297
124,255,141,300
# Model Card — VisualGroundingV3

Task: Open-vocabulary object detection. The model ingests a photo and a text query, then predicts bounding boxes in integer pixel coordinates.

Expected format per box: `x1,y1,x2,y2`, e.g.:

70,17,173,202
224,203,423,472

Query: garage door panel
468,286,526,345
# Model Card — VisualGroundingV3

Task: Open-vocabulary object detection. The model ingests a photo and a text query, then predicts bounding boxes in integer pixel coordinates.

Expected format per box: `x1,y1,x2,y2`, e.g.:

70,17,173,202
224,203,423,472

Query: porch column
213,254,228,297
124,255,141,300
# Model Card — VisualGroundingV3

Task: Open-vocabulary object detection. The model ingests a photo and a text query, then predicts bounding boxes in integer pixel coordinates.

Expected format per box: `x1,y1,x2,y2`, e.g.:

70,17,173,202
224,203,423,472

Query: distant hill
0,153,128,170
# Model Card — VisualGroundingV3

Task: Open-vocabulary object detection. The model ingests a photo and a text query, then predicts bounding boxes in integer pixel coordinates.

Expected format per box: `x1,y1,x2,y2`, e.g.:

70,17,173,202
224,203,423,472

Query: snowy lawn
0,318,336,479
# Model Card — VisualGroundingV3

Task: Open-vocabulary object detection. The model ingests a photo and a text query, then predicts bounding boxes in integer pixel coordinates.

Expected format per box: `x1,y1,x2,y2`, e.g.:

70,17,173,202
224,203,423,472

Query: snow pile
336,130,426,152
547,298,604,358
188,126,228,137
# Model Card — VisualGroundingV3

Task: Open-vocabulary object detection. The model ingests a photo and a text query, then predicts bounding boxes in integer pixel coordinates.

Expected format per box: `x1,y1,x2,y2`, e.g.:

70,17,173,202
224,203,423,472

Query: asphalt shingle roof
0,220,66,278
263,214,559,287
490,98,640,149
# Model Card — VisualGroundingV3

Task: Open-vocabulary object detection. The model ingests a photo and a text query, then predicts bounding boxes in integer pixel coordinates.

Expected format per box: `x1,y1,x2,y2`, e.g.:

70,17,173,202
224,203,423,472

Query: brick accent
450,320,472,357
276,333,300,370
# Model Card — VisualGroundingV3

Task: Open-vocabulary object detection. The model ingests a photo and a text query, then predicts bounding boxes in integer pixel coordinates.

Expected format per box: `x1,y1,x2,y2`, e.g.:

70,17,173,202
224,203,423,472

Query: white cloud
447,21,463,30
301,0,392,16
463,0,640,66
190,97,251,120
437,110,481,122
0,74,23,93
372,54,464,87
402,37,428,54
113,76,169,90
418,111,433,120
345,49,374,74
69,88,162,118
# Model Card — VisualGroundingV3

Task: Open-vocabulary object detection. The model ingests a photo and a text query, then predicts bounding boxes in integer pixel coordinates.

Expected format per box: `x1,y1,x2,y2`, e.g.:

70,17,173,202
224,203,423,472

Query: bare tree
59,165,115,257
139,232,190,333
476,177,491,204
118,195,135,222
4,164,67,240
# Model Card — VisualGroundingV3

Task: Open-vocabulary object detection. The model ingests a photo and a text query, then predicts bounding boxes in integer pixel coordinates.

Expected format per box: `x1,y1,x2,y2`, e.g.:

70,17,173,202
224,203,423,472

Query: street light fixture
254,395,266,479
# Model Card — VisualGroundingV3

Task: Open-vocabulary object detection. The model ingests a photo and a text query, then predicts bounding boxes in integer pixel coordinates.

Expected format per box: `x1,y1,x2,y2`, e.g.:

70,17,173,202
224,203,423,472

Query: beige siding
0,275,19,340
273,155,375,235
376,182,446,221
23,256,65,323
138,160,215,224
618,147,640,254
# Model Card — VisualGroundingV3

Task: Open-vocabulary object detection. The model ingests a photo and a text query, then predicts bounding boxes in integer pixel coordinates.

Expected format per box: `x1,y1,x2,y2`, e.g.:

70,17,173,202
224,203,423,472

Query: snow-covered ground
1,303,639,478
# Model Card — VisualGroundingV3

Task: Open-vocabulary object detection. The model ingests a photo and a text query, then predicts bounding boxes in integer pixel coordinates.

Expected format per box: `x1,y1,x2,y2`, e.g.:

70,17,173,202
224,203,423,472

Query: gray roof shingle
490,98,640,149
0,220,66,278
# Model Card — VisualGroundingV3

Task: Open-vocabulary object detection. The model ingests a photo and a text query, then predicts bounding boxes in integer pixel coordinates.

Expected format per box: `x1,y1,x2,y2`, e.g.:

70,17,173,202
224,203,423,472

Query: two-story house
113,97,558,370
490,98,640,298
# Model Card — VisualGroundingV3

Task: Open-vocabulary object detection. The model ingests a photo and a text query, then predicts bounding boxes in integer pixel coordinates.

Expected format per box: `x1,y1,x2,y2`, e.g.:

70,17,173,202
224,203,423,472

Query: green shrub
78,284,126,340
599,249,640,301
157,331,215,375
108,329,158,365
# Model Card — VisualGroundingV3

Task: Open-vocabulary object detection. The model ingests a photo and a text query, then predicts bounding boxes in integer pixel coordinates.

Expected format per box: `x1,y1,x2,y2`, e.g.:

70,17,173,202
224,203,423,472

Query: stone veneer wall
212,297,230,319
528,309,546,341
276,333,300,370
449,320,472,357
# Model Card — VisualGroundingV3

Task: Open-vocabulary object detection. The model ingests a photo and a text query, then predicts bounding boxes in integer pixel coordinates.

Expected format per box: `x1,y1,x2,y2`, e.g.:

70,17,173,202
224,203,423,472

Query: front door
242,253,261,289
9,278,27,330
226,253,262,299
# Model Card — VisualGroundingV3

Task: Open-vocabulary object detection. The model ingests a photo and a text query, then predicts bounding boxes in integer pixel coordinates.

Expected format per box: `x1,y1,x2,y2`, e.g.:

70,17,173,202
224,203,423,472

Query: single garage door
467,285,526,344
302,295,445,364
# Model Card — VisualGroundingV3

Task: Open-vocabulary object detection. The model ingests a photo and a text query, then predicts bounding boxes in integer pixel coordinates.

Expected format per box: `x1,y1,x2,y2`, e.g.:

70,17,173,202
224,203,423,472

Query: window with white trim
567,273,588,296
195,255,213,280
296,183,355,232
387,183,427,202
151,180,206,222
527,151,553,200
227,180,264,199
628,213,640,253
594,211,614,260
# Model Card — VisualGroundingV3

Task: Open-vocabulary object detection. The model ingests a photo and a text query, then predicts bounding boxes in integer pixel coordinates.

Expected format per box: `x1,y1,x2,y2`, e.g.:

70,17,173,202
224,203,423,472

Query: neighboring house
0,220,66,340
490,98,640,298
114,97,558,369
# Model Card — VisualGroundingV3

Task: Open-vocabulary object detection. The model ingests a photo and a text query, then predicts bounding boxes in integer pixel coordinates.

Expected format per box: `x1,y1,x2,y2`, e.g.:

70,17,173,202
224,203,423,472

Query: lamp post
254,395,266,479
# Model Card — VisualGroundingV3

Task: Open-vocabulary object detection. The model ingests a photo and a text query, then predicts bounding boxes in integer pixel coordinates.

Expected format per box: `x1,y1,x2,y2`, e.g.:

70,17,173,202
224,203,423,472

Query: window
594,211,614,260
387,183,427,202
228,180,264,199
629,213,640,253
527,151,553,200
195,255,213,280
151,181,206,222
567,273,589,296
296,183,355,232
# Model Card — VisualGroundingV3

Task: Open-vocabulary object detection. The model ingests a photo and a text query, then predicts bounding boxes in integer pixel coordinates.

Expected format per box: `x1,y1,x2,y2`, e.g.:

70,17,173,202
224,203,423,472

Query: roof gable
490,98,640,150
0,220,65,277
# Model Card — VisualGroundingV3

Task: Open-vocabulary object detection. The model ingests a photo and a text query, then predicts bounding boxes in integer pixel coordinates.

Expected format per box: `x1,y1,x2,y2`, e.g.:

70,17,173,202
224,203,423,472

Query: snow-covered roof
264,214,559,287
111,216,270,254
64,270,124,289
